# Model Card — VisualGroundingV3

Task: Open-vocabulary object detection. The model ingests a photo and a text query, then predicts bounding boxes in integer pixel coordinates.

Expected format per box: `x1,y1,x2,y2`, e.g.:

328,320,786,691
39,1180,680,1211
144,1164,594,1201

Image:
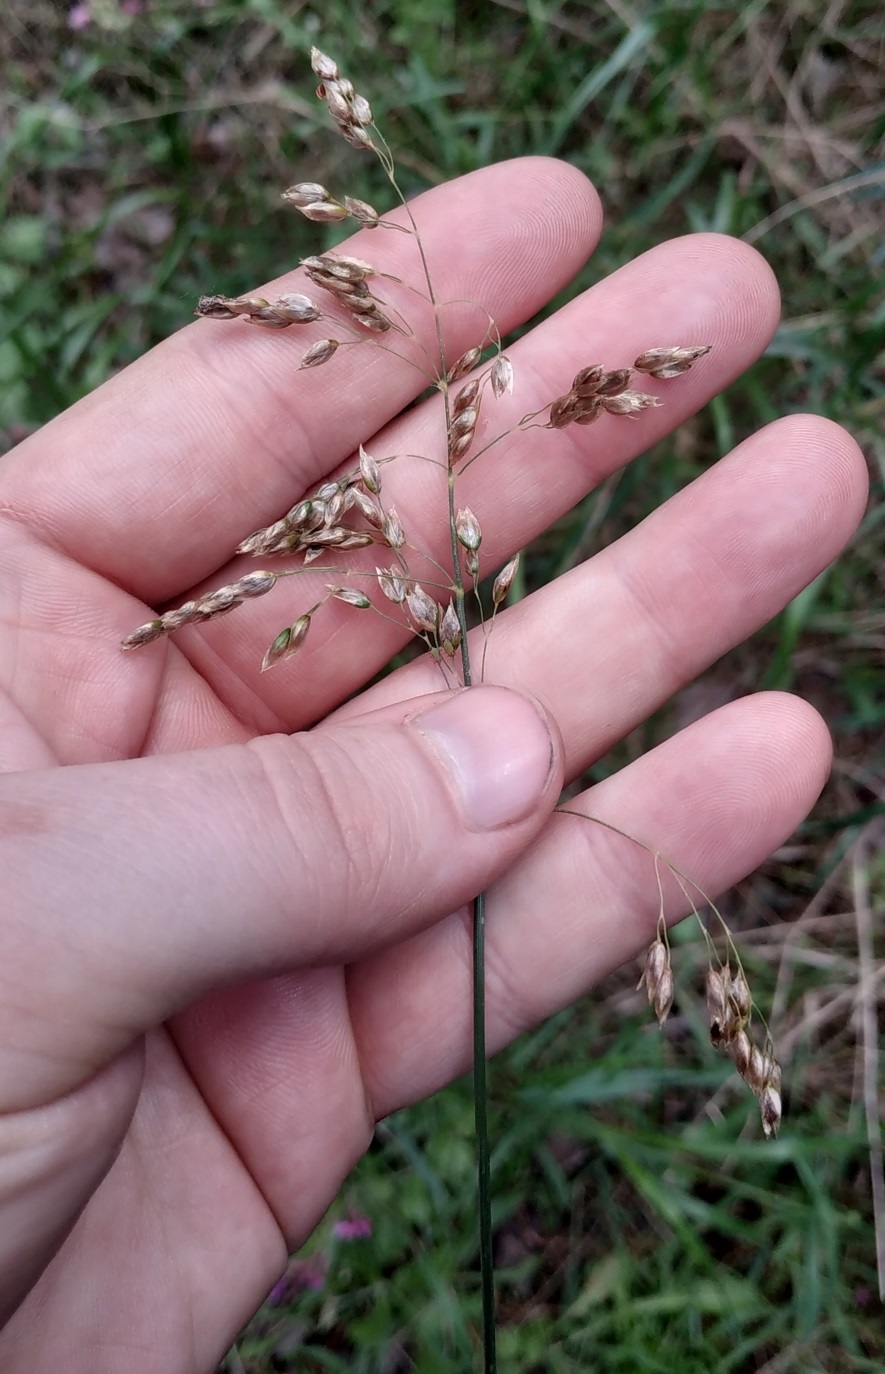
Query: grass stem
472,889,497,1373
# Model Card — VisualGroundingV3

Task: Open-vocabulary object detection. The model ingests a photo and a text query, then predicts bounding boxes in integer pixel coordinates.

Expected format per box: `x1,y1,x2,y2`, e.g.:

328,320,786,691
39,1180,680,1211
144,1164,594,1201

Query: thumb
1,685,562,1109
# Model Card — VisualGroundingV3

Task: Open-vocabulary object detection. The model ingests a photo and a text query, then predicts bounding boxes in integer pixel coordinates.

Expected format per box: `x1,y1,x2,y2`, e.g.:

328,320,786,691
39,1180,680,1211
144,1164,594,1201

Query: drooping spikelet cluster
119,342,706,669
640,931,783,1138
196,291,321,328
236,453,383,562
303,252,394,334
541,346,711,430
309,47,376,152
706,964,783,1139
122,439,489,674
120,570,279,650
196,251,395,353
436,349,513,464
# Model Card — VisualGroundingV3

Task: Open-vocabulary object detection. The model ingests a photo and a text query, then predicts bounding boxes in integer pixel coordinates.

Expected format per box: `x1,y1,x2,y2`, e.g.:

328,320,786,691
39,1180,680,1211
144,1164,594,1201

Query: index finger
0,159,601,602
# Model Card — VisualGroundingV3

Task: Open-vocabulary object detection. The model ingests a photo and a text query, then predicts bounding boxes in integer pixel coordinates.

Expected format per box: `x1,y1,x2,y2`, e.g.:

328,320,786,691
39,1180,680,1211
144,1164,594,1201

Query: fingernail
416,687,555,830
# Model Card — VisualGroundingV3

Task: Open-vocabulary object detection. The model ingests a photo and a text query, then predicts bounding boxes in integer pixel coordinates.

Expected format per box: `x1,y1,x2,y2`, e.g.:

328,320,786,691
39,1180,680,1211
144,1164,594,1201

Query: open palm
0,159,866,1371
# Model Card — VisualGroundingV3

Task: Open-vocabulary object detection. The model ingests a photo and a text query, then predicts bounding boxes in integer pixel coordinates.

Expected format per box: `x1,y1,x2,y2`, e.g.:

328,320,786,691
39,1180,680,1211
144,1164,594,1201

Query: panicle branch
280,182,381,227
196,292,321,327
639,893,782,1139
121,570,277,650
531,346,711,432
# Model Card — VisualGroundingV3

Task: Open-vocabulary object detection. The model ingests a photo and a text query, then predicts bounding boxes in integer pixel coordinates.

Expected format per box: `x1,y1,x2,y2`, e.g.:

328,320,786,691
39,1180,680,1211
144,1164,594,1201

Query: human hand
0,158,867,1370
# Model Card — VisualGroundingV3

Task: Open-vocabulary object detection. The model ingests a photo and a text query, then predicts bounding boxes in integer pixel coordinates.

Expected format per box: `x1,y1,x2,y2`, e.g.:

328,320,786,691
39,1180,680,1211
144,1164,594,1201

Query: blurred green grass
2,1,884,1369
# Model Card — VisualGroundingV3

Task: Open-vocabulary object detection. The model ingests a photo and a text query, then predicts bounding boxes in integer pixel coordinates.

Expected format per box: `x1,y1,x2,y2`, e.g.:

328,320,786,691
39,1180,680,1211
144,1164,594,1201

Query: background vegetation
2,1,883,1369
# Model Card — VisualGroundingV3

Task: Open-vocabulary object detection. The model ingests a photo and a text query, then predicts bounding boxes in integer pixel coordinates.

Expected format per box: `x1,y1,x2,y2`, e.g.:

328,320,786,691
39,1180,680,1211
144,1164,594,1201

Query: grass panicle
114,47,792,1374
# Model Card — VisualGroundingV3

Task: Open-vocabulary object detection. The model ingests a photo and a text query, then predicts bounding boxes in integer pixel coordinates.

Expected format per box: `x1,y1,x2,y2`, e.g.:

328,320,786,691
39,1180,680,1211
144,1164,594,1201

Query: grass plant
2,3,883,1370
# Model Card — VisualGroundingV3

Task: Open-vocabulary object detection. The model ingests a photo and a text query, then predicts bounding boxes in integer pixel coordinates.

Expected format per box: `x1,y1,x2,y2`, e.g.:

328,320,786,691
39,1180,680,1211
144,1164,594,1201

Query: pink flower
299,1258,327,1290
332,1214,372,1241
266,1255,327,1305
267,1276,289,1306
68,2,91,27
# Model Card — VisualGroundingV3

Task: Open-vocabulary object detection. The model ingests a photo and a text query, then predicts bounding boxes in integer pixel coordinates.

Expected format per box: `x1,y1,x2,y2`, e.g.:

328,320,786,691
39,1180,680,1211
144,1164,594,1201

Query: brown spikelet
324,487,346,525
633,345,711,379
729,1029,753,1078
439,602,462,657
406,585,438,633
705,967,727,1026
295,201,350,224
595,368,632,397
358,445,382,494
196,295,258,320
335,533,376,550
447,432,474,464
251,298,321,328
347,303,393,333
745,1043,766,1095
300,339,340,369
309,49,338,81
301,526,355,547
729,970,751,1027
280,181,332,208
599,390,661,416
761,1051,782,1096
306,252,377,284
343,195,380,226
453,378,481,415
446,347,482,383
492,554,519,606
382,508,405,549
653,966,675,1024
573,400,602,426
121,619,165,650
450,407,478,438
639,937,667,997
330,587,372,609
572,364,605,395
760,1085,782,1139
639,936,674,1024
195,295,241,320
490,355,514,397
455,507,482,552
376,566,407,604
350,487,385,528
197,586,239,615
261,614,311,672
547,393,583,429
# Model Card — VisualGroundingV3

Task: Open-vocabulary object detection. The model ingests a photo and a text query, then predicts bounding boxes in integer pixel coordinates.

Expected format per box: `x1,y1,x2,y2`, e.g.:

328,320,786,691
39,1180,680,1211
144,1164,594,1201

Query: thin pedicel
120,45,780,1371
